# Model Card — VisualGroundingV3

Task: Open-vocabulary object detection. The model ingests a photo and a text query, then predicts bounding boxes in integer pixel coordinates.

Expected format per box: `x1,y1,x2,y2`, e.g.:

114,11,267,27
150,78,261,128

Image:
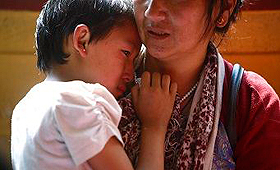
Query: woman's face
86,21,141,98
133,0,213,59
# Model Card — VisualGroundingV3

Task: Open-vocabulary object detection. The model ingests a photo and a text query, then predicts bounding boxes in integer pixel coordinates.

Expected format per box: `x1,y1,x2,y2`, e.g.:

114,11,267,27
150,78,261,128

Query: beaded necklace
178,81,198,104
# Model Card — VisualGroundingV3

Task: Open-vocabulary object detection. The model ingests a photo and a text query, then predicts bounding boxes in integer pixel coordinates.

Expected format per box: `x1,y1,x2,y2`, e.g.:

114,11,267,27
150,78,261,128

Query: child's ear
73,24,91,57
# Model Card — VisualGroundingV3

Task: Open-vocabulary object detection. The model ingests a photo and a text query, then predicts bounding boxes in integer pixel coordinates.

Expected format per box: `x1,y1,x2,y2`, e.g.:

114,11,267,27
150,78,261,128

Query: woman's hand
131,71,177,131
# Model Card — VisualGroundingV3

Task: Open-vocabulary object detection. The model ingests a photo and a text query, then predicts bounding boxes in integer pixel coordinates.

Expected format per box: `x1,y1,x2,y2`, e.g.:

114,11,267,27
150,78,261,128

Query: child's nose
123,60,134,83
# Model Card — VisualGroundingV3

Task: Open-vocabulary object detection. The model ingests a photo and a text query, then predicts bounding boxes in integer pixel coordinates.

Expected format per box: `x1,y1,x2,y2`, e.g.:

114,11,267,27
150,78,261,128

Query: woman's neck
144,47,207,95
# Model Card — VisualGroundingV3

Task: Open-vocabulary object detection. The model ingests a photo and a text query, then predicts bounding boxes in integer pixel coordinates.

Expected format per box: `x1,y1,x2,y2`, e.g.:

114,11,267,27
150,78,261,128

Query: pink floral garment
118,44,235,169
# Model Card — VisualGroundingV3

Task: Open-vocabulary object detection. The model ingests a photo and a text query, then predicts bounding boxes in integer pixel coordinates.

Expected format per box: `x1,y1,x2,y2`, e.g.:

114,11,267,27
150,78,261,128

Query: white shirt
11,80,123,170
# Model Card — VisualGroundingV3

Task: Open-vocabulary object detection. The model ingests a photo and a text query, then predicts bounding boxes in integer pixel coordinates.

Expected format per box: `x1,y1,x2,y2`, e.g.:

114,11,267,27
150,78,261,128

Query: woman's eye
122,50,131,57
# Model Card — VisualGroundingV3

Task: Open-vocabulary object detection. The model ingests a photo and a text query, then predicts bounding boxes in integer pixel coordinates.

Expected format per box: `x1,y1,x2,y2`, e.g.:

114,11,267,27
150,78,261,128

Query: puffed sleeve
53,83,123,166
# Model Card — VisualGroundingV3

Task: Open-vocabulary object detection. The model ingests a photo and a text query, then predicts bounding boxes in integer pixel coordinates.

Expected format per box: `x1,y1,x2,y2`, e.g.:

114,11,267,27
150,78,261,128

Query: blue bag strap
226,63,244,152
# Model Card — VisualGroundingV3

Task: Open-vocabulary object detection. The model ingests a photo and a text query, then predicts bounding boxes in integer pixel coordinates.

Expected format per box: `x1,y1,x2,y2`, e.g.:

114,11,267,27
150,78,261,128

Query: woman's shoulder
222,59,280,136
223,59,279,109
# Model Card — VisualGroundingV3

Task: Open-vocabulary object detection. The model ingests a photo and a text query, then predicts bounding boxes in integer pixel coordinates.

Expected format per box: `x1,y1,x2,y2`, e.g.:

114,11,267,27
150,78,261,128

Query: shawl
119,43,226,169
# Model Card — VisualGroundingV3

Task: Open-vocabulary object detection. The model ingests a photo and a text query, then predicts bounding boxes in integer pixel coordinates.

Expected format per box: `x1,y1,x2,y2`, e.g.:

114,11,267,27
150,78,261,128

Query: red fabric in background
0,0,280,11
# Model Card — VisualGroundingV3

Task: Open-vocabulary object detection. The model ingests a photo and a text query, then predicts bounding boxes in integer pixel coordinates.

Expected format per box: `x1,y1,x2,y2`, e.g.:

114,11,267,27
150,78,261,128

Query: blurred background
0,0,280,169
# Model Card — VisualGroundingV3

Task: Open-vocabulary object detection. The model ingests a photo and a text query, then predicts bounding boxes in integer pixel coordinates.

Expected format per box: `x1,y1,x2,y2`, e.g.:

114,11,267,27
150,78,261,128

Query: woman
118,0,280,169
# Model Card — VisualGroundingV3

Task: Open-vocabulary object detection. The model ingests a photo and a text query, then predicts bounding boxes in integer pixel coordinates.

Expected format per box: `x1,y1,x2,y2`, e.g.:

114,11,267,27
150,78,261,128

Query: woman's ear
73,24,91,58
217,0,237,28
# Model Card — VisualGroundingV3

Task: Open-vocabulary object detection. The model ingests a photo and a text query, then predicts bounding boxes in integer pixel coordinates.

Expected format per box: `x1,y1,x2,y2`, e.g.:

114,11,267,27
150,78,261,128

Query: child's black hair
35,0,134,72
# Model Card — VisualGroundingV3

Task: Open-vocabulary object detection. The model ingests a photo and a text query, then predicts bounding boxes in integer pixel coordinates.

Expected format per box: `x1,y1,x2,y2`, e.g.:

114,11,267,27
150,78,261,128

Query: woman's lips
146,28,170,40
148,30,169,38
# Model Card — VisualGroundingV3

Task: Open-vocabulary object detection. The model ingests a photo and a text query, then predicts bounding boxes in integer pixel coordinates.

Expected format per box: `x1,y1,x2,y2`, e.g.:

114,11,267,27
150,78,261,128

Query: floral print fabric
118,43,235,169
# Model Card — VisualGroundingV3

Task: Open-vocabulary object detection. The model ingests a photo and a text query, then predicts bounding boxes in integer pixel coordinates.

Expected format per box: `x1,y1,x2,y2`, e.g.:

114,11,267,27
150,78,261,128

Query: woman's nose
144,0,167,22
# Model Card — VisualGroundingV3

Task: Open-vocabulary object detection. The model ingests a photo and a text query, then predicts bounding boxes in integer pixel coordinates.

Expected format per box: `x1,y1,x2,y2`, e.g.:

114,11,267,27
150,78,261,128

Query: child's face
86,21,141,98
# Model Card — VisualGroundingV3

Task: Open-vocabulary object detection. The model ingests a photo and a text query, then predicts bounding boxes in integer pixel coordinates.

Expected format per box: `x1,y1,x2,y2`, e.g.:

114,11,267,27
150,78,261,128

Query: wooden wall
220,10,280,95
0,10,45,169
0,0,279,169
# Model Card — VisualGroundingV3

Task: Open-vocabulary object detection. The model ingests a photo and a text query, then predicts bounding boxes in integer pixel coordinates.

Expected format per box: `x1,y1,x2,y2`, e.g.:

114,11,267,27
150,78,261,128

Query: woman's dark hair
35,0,134,72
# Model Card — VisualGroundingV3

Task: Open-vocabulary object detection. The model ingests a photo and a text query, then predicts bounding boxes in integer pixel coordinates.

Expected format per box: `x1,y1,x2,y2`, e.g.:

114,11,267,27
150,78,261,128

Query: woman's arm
234,71,280,169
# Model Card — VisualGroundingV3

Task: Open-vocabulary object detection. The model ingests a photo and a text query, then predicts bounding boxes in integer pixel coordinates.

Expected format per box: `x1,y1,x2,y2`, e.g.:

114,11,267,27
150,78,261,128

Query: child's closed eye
122,50,131,57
